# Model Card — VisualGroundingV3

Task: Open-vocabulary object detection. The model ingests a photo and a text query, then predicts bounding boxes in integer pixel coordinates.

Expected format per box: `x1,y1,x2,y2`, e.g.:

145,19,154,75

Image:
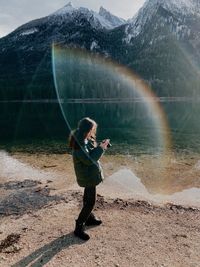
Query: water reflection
0,102,67,140
99,168,200,208
1,99,200,153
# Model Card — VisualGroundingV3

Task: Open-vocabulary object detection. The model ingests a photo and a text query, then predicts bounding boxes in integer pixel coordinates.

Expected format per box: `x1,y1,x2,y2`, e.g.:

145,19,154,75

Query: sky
0,0,146,37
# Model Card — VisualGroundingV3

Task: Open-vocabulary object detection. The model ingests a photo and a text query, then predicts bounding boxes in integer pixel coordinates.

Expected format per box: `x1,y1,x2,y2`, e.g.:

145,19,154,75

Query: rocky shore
0,151,200,267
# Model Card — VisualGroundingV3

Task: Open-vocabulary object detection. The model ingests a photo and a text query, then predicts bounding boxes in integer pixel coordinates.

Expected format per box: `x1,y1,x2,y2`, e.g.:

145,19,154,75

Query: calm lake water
0,99,200,153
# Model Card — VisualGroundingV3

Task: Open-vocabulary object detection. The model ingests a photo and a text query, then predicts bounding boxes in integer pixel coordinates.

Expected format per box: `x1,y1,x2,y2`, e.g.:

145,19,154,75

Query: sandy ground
0,150,200,267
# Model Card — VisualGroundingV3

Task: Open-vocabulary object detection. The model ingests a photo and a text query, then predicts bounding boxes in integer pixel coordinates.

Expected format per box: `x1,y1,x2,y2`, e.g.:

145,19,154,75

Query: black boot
85,213,102,226
74,220,90,241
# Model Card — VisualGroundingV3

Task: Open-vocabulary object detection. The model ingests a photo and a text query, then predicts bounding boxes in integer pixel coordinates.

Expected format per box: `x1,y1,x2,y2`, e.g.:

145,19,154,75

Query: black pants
77,186,96,224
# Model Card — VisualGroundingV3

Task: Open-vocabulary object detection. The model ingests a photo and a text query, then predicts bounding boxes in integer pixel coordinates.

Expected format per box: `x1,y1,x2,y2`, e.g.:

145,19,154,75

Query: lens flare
52,44,172,165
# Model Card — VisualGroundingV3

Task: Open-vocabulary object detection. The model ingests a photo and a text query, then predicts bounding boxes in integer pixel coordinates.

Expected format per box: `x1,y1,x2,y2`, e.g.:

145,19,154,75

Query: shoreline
1,149,200,209
1,150,200,266
1,138,200,156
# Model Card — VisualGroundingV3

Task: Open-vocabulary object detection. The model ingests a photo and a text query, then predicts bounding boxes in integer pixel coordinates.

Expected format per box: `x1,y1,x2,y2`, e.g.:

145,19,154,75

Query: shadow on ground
11,232,84,267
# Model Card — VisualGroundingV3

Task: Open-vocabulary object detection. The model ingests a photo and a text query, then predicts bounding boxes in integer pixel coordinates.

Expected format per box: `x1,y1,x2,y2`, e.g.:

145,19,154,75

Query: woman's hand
99,139,110,150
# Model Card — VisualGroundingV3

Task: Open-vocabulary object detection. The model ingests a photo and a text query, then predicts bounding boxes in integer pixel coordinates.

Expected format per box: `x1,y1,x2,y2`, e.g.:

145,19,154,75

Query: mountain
122,0,200,96
125,0,200,42
0,3,126,100
51,2,126,29
0,2,126,52
99,6,126,28
0,0,200,101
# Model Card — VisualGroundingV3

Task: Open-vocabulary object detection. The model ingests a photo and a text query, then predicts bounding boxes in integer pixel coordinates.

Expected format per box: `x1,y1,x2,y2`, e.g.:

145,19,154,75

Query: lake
0,98,200,154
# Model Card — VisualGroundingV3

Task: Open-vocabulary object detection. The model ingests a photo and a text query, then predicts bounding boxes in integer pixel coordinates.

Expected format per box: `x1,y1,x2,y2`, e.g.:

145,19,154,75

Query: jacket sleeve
74,146,104,166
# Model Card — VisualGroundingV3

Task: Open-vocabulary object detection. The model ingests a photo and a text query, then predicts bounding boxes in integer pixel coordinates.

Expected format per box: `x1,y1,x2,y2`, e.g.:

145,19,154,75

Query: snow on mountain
124,0,200,43
19,28,38,36
51,2,74,16
161,0,200,15
1,0,200,100
9,2,126,41
98,6,126,28
50,2,125,30
8,2,125,40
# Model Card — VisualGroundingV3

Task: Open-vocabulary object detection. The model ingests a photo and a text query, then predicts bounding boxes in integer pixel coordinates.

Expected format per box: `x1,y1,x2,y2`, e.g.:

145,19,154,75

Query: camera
102,139,112,148
107,141,112,148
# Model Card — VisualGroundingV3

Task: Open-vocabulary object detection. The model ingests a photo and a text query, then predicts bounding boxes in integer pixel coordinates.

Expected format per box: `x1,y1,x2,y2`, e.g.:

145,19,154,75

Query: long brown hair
69,117,97,150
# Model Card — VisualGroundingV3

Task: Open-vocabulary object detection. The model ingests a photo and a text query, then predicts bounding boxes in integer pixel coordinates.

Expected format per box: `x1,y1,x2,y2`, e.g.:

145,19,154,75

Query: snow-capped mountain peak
132,0,200,20
65,1,73,8
99,6,126,28
99,6,108,15
124,0,200,43
158,0,200,15
51,2,76,16
50,2,125,30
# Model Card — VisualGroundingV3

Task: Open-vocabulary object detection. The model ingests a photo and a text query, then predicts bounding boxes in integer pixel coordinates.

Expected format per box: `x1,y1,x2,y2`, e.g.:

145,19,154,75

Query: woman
69,117,109,241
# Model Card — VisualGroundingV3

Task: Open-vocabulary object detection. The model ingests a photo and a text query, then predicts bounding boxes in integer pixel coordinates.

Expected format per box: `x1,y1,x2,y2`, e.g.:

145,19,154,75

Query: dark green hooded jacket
72,138,105,187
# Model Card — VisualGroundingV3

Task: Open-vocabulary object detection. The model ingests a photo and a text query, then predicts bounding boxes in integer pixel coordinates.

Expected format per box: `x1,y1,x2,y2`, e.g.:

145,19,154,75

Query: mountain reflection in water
98,169,200,208
1,99,200,153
